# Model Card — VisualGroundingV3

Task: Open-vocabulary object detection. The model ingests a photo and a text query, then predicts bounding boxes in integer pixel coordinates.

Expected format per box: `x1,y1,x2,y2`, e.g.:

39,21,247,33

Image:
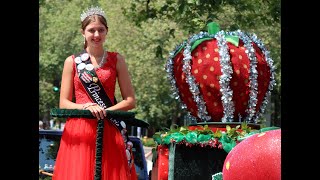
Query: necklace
99,51,106,66
92,50,107,69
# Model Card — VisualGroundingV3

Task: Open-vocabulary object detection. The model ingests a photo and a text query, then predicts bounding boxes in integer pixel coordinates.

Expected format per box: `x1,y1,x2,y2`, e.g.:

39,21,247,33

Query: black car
39,129,149,180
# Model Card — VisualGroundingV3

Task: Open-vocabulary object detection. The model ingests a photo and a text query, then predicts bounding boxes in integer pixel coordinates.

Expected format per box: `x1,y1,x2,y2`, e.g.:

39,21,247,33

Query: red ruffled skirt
52,118,137,180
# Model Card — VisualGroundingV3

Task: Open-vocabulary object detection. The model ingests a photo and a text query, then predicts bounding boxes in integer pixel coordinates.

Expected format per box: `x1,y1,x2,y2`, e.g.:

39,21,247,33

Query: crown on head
80,6,106,22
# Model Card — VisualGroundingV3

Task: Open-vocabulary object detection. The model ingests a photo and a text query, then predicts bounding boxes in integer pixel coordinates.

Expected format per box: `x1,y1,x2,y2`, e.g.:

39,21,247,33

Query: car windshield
39,132,61,172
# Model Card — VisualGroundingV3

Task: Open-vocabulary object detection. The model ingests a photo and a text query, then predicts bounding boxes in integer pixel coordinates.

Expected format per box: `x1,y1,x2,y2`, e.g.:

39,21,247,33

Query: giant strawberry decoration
165,22,276,123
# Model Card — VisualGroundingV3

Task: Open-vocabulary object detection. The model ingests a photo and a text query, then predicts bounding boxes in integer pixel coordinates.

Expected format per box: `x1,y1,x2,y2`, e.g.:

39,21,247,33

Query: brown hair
81,15,108,49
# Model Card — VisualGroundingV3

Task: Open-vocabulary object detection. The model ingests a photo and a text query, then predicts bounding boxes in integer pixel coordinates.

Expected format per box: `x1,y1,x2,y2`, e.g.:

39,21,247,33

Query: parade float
150,22,280,180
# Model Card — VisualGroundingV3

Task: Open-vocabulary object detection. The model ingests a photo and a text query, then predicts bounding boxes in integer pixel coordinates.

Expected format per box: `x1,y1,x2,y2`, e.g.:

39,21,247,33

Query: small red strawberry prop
165,22,276,123
222,129,281,180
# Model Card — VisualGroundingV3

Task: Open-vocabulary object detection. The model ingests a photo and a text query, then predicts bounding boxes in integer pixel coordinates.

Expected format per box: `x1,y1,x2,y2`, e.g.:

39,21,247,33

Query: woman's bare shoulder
116,53,125,62
64,55,75,65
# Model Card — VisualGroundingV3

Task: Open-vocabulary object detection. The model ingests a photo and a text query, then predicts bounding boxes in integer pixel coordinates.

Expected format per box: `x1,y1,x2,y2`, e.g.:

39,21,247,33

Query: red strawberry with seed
166,22,276,123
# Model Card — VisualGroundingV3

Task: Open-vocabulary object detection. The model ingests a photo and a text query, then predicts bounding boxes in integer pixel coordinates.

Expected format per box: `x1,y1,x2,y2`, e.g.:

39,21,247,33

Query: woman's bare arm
59,56,84,110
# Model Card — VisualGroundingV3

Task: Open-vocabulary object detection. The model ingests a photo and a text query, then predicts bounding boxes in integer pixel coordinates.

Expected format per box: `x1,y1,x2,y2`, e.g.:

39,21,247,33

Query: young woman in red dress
52,6,138,180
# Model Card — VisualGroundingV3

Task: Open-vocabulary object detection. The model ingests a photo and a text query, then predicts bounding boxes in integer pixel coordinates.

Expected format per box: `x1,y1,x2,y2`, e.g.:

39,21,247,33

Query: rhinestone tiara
80,6,106,22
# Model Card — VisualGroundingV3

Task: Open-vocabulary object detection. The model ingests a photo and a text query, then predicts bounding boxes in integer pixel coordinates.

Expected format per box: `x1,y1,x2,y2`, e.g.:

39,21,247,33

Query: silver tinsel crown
80,6,106,22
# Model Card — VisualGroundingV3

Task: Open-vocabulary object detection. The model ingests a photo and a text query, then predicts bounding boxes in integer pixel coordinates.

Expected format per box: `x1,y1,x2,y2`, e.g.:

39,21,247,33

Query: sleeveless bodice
53,51,137,180
73,51,118,104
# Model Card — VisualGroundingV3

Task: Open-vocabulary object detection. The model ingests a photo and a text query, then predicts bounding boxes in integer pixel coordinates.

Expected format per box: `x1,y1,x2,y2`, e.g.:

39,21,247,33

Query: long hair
81,15,108,49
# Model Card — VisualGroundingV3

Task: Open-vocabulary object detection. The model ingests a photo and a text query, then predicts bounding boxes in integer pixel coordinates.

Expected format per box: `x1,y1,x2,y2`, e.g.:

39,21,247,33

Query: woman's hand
82,103,107,120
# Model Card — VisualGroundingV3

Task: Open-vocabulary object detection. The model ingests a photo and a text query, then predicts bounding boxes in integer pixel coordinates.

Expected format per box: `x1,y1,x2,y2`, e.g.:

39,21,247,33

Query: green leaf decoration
212,172,223,180
191,38,212,51
247,130,260,136
152,124,274,153
220,133,232,143
226,125,231,132
197,134,212,142
153,134,162,144
241,122,251,133
260,126,280,132
202,127,214,134
237,130,259,142
222,139,236,153
163,134,173,144
179,126,188,132
207,22,220,35
185,132,198,143
214,129,222,138
220,133,236,153
170,124,179,131
170,132,185,143
179,129,190,135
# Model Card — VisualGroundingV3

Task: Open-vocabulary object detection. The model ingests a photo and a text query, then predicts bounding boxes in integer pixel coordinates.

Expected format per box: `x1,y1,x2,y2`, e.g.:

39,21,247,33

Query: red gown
53,52,137,180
